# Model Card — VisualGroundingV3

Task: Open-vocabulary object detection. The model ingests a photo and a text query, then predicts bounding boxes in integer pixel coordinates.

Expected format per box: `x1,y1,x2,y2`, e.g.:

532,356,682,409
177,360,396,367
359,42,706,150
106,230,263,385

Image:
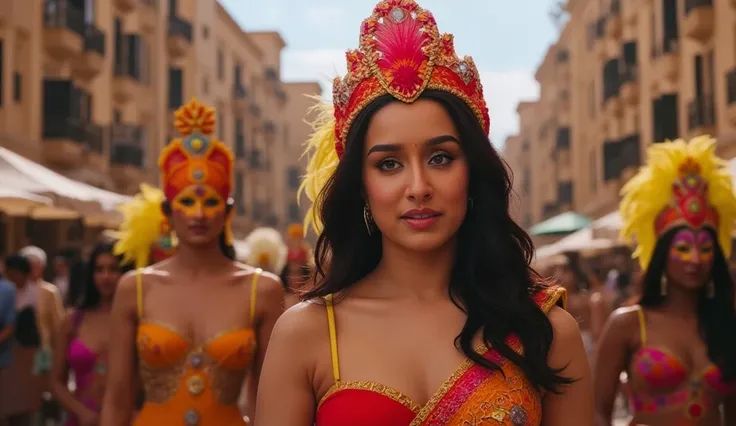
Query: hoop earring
706,280,715,298
363,204,375,236
660,275,668,296
468,197,474,209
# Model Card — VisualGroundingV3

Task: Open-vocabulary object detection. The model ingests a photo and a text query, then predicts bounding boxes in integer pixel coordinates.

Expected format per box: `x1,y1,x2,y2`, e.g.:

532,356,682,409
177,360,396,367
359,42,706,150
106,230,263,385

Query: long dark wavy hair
639,226,736,380
304,90,573,393
73,242,123,310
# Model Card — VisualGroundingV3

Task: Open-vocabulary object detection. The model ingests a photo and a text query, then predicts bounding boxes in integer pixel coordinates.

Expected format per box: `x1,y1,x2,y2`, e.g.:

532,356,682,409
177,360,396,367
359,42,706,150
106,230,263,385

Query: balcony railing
264,67,278,80
556,128,570,150
43,0,85,36
83,24,105,55
233,83,248,99
168,15,193,42
603,134,641,181
110,124,144,166
602,59,621,102
684,0,712,14
652,36,679,58
43,116,86,143
727,69,736,105
620,64,638,83
235,135,246,158
687,94,715,130
557,182,573,205
85,123,104,153
249,149,263,169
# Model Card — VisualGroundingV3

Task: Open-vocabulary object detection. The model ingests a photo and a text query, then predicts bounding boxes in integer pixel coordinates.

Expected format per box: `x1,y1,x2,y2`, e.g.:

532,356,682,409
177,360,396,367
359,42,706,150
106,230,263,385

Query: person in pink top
50,242,124,426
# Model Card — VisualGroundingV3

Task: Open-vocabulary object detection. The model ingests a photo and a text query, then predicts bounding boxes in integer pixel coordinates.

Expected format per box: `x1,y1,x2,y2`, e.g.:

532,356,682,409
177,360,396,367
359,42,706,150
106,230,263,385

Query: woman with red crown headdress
100,99,284,426
255,1,593,424
594,136,736,426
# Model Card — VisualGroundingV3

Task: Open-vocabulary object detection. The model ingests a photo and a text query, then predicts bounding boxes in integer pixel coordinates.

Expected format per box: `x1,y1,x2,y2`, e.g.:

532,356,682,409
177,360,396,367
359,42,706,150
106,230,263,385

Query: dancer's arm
246,272,284,425
100,273,139,426
542,306,594,426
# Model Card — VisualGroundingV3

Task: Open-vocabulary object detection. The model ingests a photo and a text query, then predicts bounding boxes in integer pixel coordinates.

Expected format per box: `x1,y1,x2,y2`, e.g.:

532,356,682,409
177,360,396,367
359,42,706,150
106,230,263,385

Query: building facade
503,0,736,227
0,0,321,237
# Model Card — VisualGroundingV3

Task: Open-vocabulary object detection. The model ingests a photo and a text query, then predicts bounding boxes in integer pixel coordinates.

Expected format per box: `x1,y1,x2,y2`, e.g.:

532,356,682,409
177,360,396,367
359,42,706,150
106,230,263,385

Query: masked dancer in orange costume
255,1,593,425
100,99,284,426
594,136,736,426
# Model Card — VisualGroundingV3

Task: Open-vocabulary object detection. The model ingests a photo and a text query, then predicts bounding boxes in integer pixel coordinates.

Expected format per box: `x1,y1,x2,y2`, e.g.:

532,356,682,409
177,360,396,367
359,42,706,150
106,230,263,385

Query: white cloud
281,49,539,147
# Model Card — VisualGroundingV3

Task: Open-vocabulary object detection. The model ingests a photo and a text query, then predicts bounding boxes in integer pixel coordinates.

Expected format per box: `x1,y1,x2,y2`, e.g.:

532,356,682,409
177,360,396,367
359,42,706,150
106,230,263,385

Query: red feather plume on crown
332,0,489,156
158,98,234,201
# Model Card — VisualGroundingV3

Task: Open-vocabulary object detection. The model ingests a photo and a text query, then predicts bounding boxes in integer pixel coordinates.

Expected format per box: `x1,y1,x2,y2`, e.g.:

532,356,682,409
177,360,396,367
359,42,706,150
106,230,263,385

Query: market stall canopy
534,227,616,263
0,186,82,219
529,211,592,236
0,147,130,212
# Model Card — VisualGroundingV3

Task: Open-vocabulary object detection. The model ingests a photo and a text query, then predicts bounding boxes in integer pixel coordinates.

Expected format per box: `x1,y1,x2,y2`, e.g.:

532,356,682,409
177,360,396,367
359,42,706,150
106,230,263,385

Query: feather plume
297,100,339,235
107,184,172,269
243,227,287,274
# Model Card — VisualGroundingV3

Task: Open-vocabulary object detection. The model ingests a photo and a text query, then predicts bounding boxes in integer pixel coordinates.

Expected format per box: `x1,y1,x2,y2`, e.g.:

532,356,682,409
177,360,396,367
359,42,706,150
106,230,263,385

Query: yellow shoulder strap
136,269,143,319
249,268,262,323
636,305,647,345
325,294,340,382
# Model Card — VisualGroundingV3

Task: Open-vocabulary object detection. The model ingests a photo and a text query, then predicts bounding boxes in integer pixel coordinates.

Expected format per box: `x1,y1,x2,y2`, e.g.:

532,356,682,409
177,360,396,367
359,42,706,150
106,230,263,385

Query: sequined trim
319,380,421,412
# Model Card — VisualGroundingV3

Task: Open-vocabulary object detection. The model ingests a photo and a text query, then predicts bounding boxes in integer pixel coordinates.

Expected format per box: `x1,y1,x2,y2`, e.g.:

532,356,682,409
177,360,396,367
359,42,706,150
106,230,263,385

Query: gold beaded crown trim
619,136,736,269
332,0,489,155
299,0,489,234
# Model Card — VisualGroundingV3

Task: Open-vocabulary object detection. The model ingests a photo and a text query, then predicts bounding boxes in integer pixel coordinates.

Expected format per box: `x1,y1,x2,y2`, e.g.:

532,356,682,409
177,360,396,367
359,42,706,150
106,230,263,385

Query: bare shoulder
39,281,60,298
233,262,284,300
114,270,142,313
548,306,583,343
270,300,329,350
606,305,641,329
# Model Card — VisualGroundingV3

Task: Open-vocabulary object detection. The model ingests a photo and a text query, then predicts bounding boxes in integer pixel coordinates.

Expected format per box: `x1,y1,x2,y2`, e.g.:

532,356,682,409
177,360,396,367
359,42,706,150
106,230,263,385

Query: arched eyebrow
367,135,459,154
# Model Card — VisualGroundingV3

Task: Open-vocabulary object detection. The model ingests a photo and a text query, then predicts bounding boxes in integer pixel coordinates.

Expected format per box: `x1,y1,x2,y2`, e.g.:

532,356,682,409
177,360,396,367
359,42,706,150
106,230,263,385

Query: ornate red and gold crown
159,98,234,201
654,157,719,235
331,0,489,156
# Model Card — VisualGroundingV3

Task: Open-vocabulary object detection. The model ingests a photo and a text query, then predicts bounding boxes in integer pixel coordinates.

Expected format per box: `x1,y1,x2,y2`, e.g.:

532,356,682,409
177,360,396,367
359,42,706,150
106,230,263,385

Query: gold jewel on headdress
107,184,176,269
619,135,736,269
159,98,235,245
298,0,490,234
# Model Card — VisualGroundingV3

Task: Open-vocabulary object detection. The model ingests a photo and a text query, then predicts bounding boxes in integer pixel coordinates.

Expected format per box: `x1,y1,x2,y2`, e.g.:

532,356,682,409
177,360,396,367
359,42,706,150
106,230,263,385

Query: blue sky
220,0,560,146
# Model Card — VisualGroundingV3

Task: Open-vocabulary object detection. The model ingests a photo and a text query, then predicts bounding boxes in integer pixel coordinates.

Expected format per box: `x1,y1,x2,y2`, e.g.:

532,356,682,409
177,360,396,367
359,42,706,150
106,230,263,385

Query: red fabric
316,389,415,426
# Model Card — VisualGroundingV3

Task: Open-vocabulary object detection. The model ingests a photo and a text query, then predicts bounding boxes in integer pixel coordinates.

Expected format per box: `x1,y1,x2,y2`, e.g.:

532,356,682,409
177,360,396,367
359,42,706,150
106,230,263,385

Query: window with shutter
168,67,183,109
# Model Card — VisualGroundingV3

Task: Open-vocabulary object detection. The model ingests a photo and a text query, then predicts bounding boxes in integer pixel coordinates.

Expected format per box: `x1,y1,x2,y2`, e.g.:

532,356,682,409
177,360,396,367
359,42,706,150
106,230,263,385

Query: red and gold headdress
286,223,309,264
159,98,235,244
299,0,489,234
619,136,736,269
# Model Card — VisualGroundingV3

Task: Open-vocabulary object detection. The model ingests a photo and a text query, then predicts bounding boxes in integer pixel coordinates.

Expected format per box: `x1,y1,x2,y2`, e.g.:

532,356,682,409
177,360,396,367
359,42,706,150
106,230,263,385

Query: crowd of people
0,1,735,425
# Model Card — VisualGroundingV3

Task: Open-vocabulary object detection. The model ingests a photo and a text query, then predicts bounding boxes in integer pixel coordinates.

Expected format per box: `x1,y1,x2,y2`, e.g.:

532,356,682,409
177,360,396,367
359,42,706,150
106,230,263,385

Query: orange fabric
134,323,255,426
316,285,566,425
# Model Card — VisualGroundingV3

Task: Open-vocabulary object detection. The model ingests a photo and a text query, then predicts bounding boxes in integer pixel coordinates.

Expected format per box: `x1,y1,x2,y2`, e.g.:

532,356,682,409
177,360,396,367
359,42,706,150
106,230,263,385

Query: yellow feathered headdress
243,227,287,274
107,184,175,269
619,136,736,269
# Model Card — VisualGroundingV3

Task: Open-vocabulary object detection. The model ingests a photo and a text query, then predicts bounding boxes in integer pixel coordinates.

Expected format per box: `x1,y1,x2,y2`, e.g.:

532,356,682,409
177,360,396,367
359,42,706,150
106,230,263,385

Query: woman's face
168,184,227,247
362,99,469,253
94,253,121,299
665,228,714,291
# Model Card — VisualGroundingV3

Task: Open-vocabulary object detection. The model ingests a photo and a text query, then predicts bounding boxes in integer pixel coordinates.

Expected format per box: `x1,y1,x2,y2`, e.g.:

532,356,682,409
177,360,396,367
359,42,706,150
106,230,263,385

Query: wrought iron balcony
167,15,192,57
684,0,713,41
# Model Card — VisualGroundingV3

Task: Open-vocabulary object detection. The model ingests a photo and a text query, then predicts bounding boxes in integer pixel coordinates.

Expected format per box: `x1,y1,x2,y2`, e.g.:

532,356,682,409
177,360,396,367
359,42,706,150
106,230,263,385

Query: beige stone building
503,0,736,227
0,0,322,244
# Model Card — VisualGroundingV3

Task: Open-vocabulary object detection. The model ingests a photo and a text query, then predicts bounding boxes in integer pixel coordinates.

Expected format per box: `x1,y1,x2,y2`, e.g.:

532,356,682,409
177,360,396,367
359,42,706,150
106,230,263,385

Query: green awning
529,211,592,236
